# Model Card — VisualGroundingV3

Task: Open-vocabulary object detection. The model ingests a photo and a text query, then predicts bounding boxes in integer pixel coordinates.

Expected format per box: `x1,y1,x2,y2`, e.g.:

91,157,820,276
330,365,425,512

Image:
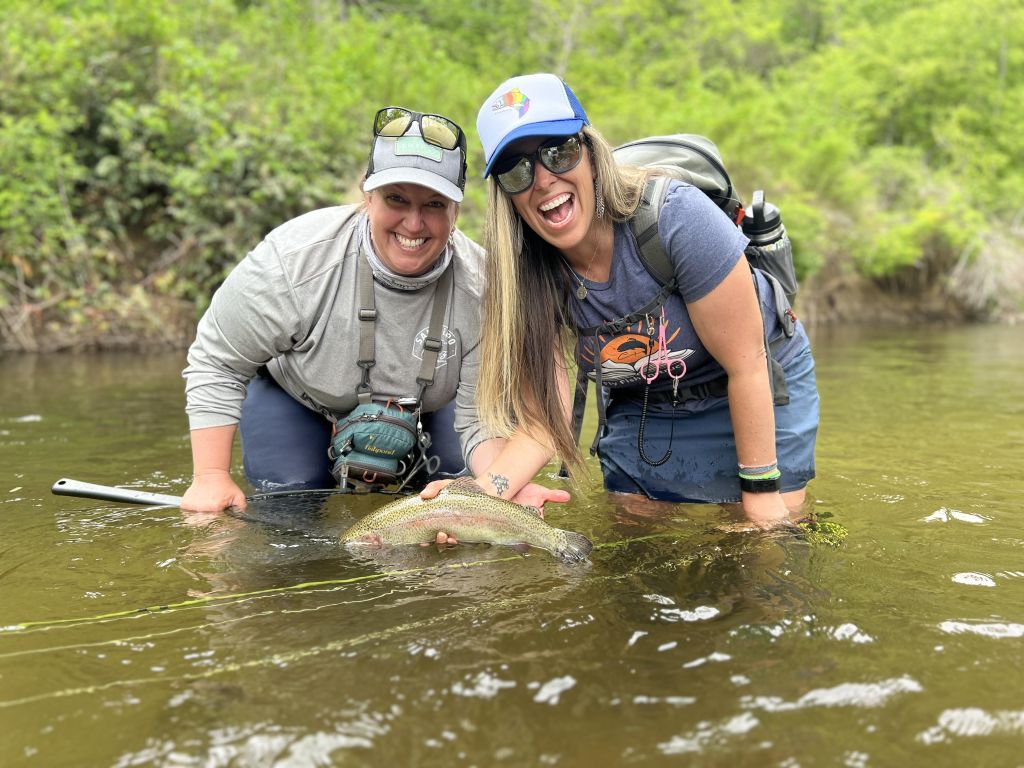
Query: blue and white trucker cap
364,122,466,202
477,73,589,178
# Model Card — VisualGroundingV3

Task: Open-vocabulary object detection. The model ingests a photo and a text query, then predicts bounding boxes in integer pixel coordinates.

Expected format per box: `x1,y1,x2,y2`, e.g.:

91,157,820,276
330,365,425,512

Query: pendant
576,283,588,300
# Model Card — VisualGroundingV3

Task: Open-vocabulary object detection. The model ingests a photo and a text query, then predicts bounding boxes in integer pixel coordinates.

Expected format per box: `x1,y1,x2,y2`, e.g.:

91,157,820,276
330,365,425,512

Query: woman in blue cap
182,105,567,513
457,73,819,529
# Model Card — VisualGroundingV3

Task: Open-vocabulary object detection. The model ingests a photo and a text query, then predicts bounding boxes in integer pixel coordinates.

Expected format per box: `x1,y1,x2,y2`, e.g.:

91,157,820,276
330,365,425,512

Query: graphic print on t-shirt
412,324,457,368
579,314,694,387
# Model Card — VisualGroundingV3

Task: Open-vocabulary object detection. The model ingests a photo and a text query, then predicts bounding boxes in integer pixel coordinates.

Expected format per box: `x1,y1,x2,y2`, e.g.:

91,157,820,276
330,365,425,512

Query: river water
1,324,1022,767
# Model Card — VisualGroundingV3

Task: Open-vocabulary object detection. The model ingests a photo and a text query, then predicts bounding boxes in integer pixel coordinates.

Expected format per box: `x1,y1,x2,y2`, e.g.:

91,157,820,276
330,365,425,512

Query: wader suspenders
356,249,454,405
348,250,453,489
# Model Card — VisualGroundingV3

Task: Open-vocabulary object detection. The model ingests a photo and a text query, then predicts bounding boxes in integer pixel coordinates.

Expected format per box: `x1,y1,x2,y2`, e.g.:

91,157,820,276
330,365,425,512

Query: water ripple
450,669,516,699
741,675,923,712
951,572,997,587
921,508,990,524
658,712,761,755
917,708,1024,744
530,675,576,705
938,620,1024,639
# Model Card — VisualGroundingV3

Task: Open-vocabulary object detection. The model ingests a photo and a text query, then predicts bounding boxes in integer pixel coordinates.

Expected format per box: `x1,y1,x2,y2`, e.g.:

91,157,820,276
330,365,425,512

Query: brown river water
1,323,1022,767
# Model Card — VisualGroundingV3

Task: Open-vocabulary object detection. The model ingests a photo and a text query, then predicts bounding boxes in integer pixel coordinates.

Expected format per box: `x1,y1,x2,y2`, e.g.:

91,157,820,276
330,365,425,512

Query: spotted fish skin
340,477,592,562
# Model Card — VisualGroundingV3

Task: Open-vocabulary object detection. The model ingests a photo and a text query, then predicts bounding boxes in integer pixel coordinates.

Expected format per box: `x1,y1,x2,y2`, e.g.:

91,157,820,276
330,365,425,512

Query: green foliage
1,0,1022,349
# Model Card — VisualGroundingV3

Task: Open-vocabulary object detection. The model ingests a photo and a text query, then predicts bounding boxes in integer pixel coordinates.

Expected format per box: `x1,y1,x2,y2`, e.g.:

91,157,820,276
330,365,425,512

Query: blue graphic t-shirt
569,180,795,394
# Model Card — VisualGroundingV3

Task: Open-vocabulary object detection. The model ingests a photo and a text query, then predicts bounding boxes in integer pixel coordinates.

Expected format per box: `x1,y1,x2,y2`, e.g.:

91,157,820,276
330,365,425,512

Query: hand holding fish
343,477,592,561
420,479,570,514
427,476,573,546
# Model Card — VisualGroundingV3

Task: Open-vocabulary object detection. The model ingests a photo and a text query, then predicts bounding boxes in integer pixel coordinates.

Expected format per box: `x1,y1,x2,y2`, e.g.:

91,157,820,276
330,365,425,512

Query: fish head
556,530,594,563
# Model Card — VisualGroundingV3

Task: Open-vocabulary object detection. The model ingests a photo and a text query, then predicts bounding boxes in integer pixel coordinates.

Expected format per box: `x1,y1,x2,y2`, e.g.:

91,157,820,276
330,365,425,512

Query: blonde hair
476,124,662,477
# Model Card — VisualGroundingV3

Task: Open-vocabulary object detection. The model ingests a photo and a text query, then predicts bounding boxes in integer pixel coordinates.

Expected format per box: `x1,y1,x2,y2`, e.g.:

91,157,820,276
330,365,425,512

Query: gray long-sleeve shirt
183,204,491,465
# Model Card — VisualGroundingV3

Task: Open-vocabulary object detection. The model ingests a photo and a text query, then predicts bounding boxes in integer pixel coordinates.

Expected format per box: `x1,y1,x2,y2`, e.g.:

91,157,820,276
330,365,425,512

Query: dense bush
1,0,1021,349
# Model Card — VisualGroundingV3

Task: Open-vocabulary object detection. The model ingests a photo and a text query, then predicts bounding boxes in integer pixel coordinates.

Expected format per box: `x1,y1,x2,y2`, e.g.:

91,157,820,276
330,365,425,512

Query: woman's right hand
741,491,792,530
181,471,247,512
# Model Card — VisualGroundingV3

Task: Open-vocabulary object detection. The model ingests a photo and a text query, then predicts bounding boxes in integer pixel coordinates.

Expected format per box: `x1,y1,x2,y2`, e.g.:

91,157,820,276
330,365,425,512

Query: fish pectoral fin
510,543,531,556
347,532,383,548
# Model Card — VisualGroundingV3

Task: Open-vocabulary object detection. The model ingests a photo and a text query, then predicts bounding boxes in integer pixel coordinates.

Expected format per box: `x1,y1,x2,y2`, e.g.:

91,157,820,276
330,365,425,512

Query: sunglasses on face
373,107,467,152
493,135,584,195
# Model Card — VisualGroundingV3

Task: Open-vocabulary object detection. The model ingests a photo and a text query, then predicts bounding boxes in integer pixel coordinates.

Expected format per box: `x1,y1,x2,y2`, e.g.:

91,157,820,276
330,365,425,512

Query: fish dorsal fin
441,476,490,497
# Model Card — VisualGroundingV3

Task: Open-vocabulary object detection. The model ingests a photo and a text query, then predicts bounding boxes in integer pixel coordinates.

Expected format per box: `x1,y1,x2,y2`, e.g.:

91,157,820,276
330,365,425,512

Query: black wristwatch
739,475,781,493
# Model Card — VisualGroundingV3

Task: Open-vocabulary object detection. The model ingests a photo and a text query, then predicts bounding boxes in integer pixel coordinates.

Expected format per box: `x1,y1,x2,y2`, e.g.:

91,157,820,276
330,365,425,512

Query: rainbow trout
341,477,593,562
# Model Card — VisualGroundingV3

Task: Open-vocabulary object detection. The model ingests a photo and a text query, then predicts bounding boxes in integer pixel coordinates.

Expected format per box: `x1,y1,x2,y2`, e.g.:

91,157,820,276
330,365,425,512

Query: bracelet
738,462,781,493
738,463,780,481
739,474,781,493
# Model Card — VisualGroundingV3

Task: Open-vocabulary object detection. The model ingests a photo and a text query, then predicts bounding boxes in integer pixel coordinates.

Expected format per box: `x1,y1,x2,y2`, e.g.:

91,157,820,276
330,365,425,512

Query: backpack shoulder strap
629,175,675,287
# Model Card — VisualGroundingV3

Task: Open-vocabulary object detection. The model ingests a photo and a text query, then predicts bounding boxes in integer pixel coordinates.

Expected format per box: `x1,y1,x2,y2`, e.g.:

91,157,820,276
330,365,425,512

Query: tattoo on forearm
488,472,510,497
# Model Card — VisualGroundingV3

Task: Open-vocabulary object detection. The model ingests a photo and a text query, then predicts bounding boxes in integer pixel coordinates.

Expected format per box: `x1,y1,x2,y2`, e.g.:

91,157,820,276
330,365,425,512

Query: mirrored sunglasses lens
496,157,533,194
420,116,459,150
540,136,581,173
376,109,412,136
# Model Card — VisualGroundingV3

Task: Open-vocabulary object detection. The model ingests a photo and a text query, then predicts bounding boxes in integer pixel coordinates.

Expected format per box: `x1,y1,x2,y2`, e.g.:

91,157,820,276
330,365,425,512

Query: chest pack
327,250,453,492
568,134,800,460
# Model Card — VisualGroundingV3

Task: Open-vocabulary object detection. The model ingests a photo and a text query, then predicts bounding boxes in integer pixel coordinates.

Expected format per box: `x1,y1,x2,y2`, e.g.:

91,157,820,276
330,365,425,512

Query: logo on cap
394,136,443,162
491,87,530,118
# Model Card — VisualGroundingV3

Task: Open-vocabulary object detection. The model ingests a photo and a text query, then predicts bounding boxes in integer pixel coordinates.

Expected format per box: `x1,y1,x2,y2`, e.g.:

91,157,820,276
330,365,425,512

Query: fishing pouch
329,402,420,487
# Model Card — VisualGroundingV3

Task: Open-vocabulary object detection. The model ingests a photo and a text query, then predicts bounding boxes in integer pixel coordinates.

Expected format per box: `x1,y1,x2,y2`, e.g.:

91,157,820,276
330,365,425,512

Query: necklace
561,243,601,301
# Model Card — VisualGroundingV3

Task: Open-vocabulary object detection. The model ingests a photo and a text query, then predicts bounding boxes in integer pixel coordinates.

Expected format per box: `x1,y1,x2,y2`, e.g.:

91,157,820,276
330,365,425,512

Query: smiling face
502,136,596,257
364,183,459,275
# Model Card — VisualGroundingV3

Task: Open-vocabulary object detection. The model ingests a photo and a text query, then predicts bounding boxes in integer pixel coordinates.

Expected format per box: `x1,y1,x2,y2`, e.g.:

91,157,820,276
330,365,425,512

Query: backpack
612,133,799,307
565,134,799,463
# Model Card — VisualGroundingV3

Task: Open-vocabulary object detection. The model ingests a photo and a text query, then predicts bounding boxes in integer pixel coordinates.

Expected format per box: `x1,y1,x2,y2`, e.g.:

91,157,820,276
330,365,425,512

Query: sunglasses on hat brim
493,134,584,195
374,107,467,152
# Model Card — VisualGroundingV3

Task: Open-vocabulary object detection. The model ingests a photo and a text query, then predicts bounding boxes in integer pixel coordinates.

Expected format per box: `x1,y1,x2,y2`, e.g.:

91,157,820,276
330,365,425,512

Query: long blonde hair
476,125,662,477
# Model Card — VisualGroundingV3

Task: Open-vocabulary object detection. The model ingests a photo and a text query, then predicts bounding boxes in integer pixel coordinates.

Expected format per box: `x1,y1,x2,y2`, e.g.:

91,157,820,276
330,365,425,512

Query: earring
594,177,605,220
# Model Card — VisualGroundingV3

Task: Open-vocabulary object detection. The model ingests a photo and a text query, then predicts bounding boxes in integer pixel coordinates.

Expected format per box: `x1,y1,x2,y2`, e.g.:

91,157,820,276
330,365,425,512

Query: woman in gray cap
182,107,568,513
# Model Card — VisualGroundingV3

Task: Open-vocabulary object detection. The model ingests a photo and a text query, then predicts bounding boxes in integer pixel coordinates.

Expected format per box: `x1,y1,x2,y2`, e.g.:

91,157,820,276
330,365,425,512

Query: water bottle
742,190,798,303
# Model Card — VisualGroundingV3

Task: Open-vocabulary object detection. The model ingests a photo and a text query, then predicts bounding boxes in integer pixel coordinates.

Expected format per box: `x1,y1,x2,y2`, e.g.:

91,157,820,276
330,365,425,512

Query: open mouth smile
539,193,575,225
395,233,427,250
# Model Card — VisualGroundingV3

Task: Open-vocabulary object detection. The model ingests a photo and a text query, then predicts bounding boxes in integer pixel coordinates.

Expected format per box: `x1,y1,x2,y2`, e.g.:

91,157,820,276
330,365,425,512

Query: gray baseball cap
364,123,466,203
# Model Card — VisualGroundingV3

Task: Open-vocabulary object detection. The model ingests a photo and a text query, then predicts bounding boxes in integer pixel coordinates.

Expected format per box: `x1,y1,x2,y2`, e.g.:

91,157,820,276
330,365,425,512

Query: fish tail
556,530,594,562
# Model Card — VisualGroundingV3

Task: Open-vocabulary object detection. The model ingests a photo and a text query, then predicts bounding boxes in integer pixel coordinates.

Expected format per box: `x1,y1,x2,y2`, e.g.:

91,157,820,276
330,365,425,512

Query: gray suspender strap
416,261,454,400
356,249,454,405
356,251,378,404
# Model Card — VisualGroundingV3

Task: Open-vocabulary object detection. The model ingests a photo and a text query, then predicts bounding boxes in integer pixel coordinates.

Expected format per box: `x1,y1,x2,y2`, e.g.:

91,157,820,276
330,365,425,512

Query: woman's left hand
509,484,570,517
